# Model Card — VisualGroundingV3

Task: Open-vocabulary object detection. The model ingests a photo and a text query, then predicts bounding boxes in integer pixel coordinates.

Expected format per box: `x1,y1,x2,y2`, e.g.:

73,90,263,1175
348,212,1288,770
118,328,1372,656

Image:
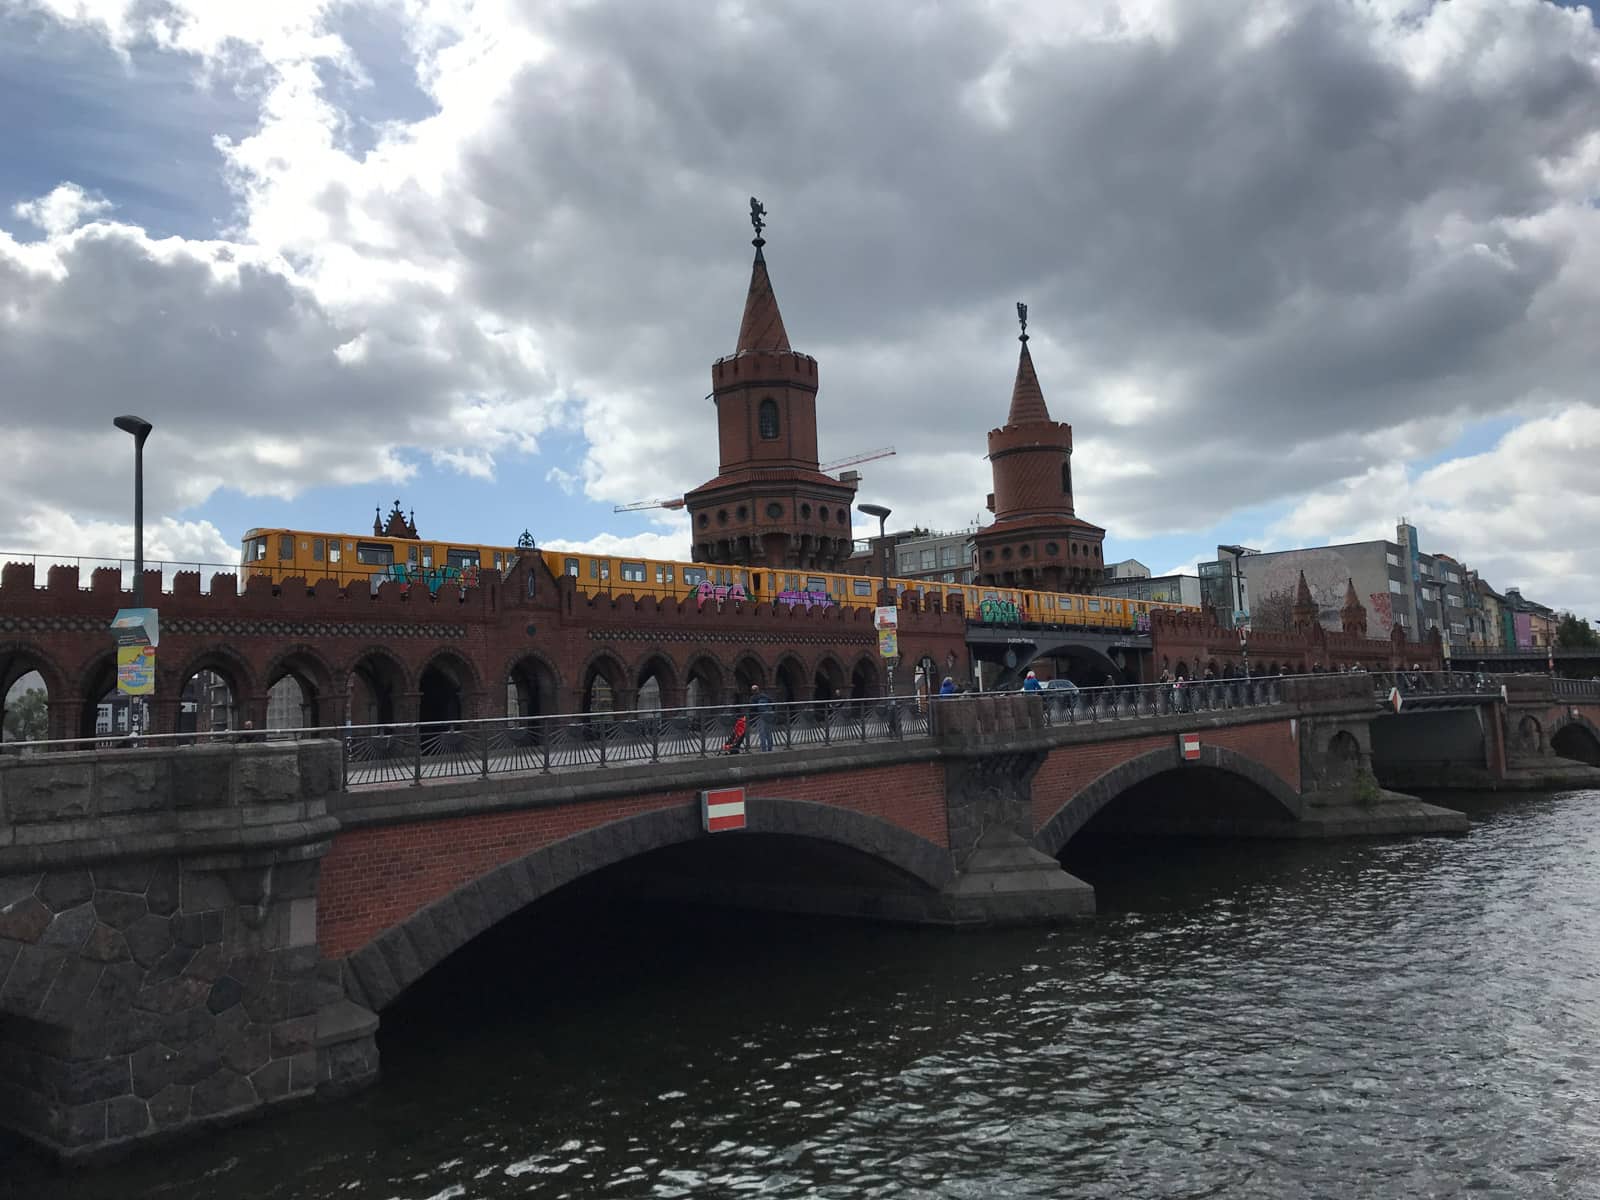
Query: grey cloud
3,0,1599,611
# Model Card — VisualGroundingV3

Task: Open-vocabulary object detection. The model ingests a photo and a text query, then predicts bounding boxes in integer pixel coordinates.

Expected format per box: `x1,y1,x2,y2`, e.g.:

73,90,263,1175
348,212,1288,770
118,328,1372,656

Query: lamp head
856,502,891,522
114,415,153,442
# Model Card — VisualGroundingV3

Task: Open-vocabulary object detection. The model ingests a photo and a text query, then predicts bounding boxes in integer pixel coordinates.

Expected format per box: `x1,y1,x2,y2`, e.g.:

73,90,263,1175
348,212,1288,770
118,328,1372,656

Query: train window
600,561,610,581
447,548,480,570
1042,595,1053,609
621,562,646,583
683,567,708,586
655,564,666,584
312,539,324,562
590,559,600,579
564,557,579,576
664,565,674,583
328,541,341,564
494,553,503,572
421,546,433,568
1087,599,1101,612
278,535,293,561
806,576,826,594
853,579,872,597
356,542,394,565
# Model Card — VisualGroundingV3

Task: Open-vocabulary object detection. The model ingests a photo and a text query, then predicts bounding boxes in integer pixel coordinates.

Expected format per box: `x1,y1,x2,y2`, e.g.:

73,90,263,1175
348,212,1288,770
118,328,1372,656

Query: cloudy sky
1,0,1596,615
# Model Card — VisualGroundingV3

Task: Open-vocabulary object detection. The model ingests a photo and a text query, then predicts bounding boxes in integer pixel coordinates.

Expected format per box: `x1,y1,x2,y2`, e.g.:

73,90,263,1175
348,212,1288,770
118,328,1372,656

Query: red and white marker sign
1179,732,1201,761
1389,687,1404,713
701,786,747,833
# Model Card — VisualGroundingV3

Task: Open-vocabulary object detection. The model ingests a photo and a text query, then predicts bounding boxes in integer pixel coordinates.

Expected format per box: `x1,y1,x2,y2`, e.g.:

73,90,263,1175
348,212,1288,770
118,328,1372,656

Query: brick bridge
2,674,1596,1160
0,558,1441,741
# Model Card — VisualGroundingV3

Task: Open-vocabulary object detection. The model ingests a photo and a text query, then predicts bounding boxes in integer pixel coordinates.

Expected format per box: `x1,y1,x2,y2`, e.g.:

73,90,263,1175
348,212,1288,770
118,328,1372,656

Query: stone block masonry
0,741,374,1161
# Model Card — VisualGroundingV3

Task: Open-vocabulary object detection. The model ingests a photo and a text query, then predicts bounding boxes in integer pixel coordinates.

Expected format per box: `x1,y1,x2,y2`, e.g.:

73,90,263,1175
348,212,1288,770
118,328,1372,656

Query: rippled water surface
13,789,1600,1199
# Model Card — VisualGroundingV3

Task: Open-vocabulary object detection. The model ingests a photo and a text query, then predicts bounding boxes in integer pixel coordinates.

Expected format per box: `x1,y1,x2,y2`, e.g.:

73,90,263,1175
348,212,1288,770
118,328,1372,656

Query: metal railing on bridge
4,676,1300,789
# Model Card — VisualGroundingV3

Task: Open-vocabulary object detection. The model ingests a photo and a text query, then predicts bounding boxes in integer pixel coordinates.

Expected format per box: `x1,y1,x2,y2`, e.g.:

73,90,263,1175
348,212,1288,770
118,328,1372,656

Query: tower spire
735,196,790,352
1006,301,1050,426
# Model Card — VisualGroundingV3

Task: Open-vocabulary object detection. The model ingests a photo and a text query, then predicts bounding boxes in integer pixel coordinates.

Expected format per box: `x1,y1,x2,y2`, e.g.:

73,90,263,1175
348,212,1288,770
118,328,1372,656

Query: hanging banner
874,605,898,631
116,642,156,695
878,628,899,659
110,607,160,648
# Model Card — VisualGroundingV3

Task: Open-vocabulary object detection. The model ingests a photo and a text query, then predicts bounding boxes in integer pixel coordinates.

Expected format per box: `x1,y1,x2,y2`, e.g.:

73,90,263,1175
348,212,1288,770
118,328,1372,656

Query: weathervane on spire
1017,301,1029,342
749,196,767,246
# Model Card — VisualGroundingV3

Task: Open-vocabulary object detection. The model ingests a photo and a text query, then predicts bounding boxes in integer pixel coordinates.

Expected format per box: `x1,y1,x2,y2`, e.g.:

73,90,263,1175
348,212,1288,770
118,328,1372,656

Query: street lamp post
114,415,153,607
113,415,153,735
857,502,897,700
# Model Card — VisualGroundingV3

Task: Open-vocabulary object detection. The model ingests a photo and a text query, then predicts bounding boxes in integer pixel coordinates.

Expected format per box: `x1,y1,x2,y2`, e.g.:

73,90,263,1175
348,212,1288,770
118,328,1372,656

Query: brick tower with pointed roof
1293,570,1319,633
1340,576,1368,637
684,200,858,570
973,306,1105,590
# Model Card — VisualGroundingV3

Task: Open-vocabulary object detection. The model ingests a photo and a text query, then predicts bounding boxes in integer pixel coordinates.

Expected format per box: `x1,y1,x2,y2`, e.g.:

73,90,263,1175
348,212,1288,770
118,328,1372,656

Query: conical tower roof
1007,340,1051,425
735,243,791,353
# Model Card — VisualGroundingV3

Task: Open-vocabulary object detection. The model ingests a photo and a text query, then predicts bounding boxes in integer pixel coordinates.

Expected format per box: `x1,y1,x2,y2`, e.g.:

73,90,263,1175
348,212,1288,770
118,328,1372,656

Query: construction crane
612,497,686,513
612,447,895,514
821,446,895,472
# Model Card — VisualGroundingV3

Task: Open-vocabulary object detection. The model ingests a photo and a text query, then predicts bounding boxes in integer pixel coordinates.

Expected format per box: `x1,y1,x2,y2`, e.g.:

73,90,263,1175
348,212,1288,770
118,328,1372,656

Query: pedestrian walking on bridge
749,684,774,751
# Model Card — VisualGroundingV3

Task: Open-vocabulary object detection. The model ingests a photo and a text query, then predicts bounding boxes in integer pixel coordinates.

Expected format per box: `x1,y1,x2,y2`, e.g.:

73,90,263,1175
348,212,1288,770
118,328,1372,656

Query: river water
11,788,1600,1200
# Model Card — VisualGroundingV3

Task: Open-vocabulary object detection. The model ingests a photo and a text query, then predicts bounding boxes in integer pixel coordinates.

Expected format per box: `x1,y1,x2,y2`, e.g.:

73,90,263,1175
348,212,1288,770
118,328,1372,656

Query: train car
241,528,525,594
242,525,1198,629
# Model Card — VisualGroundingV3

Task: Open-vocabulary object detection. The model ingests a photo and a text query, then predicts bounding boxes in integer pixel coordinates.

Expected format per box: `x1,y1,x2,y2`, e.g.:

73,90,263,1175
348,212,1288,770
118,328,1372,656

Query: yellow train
240,526,1194,633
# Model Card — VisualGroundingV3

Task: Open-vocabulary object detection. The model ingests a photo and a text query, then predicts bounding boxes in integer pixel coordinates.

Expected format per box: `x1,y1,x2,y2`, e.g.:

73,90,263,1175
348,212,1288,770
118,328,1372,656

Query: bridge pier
0,742,374,1162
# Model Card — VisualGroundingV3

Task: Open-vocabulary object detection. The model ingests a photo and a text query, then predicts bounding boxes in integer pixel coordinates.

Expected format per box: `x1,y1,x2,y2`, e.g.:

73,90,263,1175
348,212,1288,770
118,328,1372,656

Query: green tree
2,687,47,743
1556,612,1598,648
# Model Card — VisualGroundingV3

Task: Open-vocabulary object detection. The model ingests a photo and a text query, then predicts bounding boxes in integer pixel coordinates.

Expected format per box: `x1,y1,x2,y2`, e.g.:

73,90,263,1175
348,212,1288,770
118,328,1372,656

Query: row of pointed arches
1,641,886,741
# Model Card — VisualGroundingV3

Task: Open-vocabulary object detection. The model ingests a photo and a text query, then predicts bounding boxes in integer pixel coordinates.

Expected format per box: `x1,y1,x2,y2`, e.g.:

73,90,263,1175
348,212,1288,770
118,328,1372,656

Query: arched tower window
758,398,780,440
1062,459,1072,494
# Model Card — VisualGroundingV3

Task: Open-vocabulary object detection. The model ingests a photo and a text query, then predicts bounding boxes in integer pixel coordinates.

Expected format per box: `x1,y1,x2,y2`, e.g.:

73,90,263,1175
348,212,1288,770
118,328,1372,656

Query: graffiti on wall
371,563,481,596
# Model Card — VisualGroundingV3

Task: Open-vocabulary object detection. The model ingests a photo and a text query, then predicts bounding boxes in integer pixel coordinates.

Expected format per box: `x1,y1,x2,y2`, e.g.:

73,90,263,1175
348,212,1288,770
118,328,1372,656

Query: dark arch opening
349,653,405,726
1552,722,1600,767
1074,766,1296,843
774,658,806,703
850,658,881,699
634,656,677,713
733,657,766,697
507,656,559,719
419,665,463,726
581,657,627,716
812,659,844,704
685,657,725,709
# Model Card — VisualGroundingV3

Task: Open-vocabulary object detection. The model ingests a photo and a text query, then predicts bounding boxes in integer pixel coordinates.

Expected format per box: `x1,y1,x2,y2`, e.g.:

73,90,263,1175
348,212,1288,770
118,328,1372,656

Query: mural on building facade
1252,548,1395,636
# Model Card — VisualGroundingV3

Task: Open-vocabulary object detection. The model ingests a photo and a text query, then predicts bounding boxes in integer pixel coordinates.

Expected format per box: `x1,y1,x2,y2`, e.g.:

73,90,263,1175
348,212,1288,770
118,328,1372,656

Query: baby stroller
722,716,748,755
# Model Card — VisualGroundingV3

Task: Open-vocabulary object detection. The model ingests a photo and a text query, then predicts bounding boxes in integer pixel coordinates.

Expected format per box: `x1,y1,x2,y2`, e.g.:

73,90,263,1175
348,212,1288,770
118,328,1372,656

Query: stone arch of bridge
578,650,630,715
343,798,956,1014
774,654,808,703
262,644,338,730
850,654,881,698
732,654,767,695
418,649,480,725
170,645,259,734
504,652,561,718
631,653,681,711
75,649,118,738
347,647,412,726
0,642,69,741
812,655,846,703
1034,744,1304,857
1549,713,1600,767
684,654,726,708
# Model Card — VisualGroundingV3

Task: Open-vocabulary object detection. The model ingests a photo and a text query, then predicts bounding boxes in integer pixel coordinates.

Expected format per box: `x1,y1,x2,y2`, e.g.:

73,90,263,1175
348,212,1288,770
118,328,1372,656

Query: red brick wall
316,760,947,958
1029,719,1301,832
